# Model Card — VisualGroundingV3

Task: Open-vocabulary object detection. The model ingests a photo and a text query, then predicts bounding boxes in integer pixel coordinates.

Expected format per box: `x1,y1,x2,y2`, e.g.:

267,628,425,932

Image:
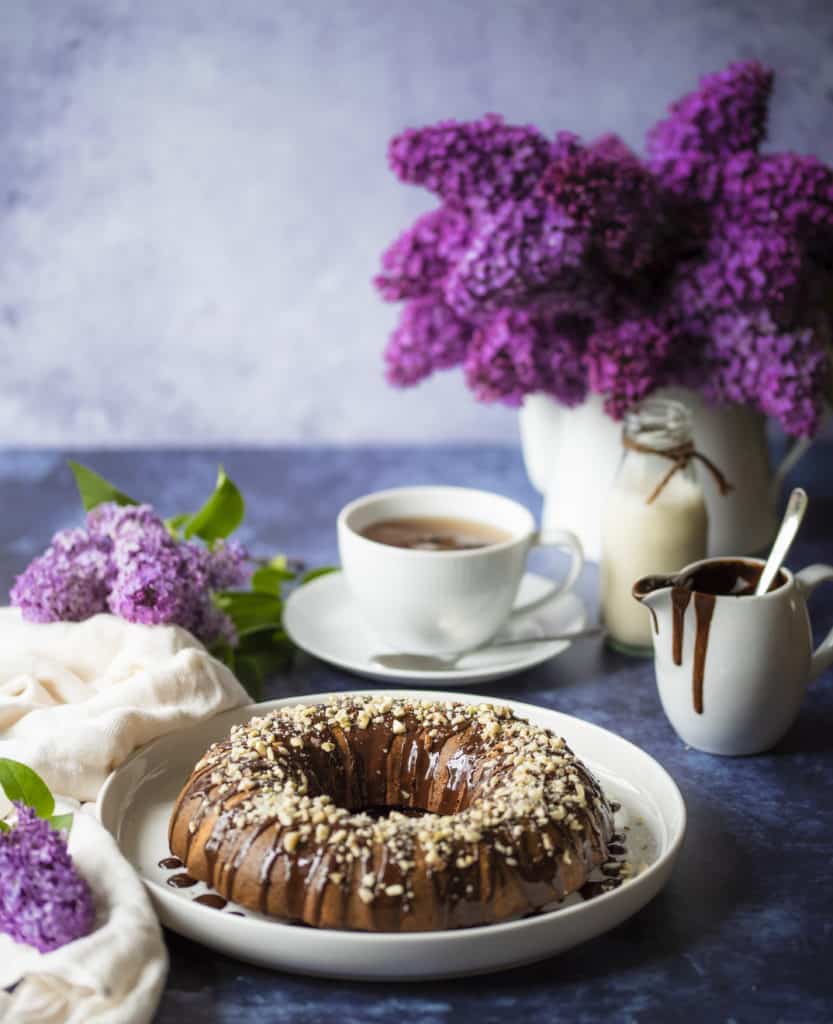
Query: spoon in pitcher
755,487,808,596
372,625,605,672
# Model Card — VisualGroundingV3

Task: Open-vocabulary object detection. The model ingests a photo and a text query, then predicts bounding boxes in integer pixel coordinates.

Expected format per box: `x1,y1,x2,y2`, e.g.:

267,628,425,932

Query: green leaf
301,566,339,584
0,820,9,832
235,647,294,699
0,759,55,819
48,813,74,834
164,513,191,539
69,461,137,513
182,466,245,543
213,590,282,637
251,565,295,595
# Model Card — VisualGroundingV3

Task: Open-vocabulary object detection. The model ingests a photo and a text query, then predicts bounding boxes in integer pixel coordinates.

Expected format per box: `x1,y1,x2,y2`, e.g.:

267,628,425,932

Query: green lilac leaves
69,461,137,512
213,591,283,638
69,462,245,545
0,758,55,818
0,758,73,833
181,466,245,543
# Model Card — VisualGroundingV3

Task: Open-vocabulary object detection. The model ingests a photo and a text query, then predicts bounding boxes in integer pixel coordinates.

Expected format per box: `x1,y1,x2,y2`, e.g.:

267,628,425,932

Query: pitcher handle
770,438,813,503
795,564,833,681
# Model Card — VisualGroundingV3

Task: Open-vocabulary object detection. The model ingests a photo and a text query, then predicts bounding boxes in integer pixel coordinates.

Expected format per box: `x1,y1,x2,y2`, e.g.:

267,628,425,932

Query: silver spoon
755,487,808,596
372,625,605,672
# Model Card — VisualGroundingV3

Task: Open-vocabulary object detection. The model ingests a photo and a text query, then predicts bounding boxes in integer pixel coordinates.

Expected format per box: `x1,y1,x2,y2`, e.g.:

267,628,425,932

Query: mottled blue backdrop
1,0,832,444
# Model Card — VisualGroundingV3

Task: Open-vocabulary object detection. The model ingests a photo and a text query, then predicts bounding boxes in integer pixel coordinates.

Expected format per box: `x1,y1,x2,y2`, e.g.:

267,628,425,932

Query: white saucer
97,691,686,981
283,571,588,685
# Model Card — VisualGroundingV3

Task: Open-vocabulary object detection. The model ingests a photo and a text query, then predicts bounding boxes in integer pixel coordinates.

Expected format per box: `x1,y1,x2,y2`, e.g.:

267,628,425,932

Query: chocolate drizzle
670,587,692,665
692,593,715,714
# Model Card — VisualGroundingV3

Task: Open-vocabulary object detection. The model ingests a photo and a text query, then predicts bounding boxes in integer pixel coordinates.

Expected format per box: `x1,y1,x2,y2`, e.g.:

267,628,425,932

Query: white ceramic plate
283,571,588,685
97,691,686,981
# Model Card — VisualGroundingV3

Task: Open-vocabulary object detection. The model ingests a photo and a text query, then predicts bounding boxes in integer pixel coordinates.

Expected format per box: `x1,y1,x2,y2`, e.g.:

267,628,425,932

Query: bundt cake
168,695,614,930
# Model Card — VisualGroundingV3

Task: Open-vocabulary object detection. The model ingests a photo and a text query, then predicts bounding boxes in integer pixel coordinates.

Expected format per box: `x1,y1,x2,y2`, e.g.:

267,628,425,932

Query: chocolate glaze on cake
168,696,614,931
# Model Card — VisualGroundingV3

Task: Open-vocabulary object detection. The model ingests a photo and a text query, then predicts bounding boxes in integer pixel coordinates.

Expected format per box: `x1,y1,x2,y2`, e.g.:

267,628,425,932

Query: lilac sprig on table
11,462,329,697
376,61,833,437
0,759,95,953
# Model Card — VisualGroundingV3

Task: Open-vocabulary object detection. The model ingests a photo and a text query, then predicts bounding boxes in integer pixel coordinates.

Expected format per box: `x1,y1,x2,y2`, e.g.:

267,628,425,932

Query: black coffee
360,516,511,551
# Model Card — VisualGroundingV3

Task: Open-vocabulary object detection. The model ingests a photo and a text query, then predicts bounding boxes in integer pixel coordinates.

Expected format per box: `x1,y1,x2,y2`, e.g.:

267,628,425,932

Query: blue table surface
1,444,832,1024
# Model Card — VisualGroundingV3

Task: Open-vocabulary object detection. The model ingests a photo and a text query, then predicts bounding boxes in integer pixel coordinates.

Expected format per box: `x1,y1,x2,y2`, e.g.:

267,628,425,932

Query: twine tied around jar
622,434,734,505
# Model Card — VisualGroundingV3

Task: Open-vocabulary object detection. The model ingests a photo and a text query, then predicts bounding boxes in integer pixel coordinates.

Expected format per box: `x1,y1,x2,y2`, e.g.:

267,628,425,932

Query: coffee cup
337,486,584,654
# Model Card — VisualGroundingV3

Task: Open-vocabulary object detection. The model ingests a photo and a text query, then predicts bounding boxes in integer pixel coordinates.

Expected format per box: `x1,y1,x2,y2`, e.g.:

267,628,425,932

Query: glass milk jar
601,399,709,654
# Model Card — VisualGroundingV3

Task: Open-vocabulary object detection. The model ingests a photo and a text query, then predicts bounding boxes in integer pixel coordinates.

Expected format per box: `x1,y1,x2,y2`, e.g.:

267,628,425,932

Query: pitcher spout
632,575,675,612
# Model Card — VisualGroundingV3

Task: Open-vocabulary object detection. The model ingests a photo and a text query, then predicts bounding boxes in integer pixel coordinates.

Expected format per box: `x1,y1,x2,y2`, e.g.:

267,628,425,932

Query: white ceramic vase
519,389,811,563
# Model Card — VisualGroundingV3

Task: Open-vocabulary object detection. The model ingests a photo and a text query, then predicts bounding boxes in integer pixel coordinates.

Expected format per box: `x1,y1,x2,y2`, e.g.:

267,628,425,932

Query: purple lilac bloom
87,502,169,547
108,533,203,628
0,804,95,953
702,312,829,436
388,114,551,209
384,297,473,386
444,194,588,318
670,226,804,319
536,134,669,276
378,62,832,437
585,320,674,419
445,137,668,318
374,205,472,302
719,151,833,251
10,529,112,623
464,309,588,407
12,501,248,649
646,61,773,161
206,539,250,591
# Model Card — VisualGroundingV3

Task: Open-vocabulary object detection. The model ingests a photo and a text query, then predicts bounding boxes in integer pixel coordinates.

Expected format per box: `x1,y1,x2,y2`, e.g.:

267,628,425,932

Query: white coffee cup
337,485,583,655
636,556,833,755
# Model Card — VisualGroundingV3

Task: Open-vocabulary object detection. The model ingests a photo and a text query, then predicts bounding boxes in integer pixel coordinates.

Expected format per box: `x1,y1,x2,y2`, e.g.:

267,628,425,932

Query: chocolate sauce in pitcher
633,559,787,714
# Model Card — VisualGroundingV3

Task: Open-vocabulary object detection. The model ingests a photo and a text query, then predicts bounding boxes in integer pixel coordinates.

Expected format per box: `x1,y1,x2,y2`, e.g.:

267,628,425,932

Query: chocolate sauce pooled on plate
158,857,183,870
166,872,197,889
193,894,228,910
634,559,787,714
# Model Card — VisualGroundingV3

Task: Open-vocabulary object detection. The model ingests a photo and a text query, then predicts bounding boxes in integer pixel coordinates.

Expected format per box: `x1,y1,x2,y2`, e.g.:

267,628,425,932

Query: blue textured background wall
1,0,831,445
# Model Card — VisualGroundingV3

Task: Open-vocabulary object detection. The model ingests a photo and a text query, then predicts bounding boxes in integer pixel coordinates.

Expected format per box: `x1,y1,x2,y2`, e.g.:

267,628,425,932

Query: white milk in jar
601,399,711,653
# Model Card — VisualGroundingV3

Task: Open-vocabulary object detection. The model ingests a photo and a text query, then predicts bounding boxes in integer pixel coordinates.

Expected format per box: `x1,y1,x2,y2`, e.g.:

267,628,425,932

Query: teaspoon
755,487,808,596
372,625,605,672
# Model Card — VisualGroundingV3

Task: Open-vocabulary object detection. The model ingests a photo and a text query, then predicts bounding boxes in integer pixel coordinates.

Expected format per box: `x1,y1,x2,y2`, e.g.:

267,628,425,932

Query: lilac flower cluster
377,62,833,437
464,309,588,407
585,320,674,419
11,503,249,646
0,805,95,953
388,114,551,210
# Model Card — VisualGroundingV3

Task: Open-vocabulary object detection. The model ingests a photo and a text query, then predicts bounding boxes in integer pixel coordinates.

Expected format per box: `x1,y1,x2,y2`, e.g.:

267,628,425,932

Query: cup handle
510,529,584,620
795,564,833,681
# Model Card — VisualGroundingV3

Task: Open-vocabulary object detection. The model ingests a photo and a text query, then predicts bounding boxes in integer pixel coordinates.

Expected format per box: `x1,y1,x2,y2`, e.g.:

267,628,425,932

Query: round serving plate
97,691,686,981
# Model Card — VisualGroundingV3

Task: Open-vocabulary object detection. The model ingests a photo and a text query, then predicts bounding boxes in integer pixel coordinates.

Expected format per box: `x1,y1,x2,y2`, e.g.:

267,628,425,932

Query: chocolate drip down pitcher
634,557,833,755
